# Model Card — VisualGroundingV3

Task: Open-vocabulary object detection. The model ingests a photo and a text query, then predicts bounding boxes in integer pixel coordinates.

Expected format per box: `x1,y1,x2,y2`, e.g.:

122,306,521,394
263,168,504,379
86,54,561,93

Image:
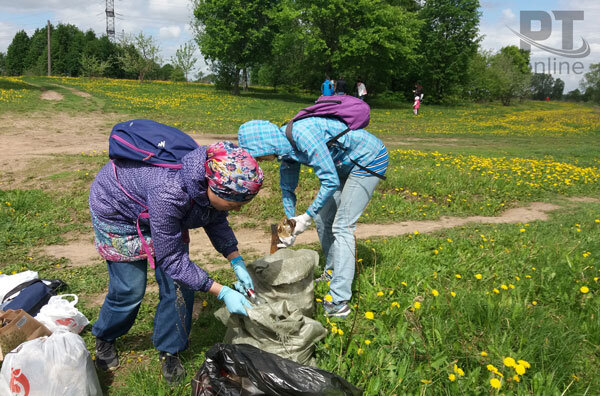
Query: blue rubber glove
217,286,251,316
230,256,254,293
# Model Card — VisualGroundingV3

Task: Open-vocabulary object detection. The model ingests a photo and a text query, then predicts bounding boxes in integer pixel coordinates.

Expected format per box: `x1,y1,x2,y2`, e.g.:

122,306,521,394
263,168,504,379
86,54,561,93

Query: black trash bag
191,343,362,396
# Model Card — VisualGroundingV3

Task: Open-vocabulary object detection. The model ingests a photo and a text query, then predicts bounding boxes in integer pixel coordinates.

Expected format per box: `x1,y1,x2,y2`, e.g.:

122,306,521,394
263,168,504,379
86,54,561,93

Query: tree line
1,0,599,105
0,23,200,83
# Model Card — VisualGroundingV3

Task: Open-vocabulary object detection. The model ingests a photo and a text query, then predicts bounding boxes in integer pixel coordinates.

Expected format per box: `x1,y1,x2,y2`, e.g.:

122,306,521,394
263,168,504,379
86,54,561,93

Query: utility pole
105,0,115,41
47,20,51,76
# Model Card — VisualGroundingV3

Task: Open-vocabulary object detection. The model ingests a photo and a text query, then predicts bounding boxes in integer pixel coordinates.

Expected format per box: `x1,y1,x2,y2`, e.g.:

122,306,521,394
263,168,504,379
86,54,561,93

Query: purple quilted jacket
89,147,238,292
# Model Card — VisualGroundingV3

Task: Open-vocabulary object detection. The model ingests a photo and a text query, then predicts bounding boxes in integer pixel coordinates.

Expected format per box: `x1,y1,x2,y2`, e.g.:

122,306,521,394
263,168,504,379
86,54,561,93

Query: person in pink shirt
413,95,420,115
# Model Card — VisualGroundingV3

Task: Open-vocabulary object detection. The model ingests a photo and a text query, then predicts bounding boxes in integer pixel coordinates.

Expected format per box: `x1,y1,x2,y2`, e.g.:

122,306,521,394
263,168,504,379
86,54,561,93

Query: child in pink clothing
413,96,420,115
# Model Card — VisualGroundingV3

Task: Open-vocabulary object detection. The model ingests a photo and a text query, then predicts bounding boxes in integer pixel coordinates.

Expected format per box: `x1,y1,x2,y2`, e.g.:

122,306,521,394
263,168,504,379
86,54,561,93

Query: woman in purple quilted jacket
88,141,263,383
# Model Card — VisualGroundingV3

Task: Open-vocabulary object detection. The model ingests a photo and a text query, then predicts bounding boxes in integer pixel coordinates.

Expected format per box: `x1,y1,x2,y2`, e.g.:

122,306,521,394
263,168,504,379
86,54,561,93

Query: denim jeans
314,173,381,304
92,260,195,354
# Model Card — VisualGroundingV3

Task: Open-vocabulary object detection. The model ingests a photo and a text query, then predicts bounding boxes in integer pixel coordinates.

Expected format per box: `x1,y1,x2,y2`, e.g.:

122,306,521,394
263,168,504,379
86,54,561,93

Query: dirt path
0,111,236,182
42,201,565,269
40,90,63,100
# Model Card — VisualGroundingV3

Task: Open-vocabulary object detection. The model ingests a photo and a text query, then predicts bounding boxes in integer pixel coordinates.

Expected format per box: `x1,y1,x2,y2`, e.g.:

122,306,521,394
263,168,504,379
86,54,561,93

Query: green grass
0,76,599,394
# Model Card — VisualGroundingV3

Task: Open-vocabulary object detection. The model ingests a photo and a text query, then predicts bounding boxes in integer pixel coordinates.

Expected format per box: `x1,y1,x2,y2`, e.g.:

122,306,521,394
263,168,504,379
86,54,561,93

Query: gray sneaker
323,301,351,318
95,337,119,371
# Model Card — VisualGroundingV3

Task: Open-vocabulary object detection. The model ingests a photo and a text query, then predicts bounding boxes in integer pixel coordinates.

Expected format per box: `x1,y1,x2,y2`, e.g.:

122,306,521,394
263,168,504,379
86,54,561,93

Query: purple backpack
284,95,370,150
108,119,199,268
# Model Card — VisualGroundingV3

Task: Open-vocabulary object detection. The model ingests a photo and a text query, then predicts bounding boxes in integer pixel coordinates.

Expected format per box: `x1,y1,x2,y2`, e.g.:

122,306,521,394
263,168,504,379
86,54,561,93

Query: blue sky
1,0,598,90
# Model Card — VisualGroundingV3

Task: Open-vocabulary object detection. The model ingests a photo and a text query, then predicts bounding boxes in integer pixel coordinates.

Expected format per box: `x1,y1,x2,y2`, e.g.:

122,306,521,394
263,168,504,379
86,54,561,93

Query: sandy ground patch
40,90,63,100
40,201,564,269
0,111,238,181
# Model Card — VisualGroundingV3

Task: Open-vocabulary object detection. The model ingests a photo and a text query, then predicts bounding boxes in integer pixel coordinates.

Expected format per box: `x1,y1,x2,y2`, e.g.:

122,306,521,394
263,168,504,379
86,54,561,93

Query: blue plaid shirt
238,118,385,218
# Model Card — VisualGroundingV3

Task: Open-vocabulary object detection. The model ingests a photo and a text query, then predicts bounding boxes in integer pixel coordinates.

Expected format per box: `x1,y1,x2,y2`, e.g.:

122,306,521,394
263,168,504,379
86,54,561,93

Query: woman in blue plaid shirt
238,117,388,318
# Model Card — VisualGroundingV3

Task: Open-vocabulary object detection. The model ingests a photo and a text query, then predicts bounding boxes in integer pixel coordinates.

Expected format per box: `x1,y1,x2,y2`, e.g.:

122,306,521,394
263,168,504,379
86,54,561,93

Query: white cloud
501,8,515,23
159,26,181,39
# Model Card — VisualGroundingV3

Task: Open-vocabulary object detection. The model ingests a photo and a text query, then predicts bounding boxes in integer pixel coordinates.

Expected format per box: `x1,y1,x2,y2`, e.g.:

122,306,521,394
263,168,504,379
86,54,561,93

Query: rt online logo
507,11,590,58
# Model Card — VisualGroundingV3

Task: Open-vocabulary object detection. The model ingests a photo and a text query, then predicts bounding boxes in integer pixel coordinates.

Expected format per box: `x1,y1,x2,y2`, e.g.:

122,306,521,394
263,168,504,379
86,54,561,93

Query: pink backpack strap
111,161,156,269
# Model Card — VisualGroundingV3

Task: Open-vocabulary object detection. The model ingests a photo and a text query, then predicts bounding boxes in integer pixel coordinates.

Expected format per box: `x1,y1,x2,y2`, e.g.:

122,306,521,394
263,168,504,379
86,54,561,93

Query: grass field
1,76,600,395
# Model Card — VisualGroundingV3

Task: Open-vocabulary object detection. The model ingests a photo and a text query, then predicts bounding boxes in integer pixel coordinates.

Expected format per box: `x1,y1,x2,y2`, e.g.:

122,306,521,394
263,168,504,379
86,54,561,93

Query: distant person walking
321,76,334,96
413,95,420,116
335,76,347,95
356,79,367,101
414,84,424,102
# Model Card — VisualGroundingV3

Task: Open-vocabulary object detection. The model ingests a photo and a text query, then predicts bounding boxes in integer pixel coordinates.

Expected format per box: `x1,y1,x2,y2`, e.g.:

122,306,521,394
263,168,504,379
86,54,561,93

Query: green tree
23,26,49,75
488,46,531,105
80,54,111,77
417,0,481,101
0,52,5,75
564,89,583,102
51,24,86,76
171,41,198,81
6,30,30,75
580,63,600,104
117,32,161,82
465,49,493,101
530,73,554,100
193,0,278,94
551,78,564,100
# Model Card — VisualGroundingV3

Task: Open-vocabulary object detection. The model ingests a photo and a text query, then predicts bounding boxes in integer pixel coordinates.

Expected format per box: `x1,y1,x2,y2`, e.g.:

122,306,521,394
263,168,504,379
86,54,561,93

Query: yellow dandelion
513,375,520,382
357,348,363,355
514,364,525,375
475,273,483,280
325,294,333,302
365,311,374,320
364,339,371,345
391,301,400,308
580,286,589,294
487,364,497,372
432,289,439,297
455,274,462,279
450,291,456,297
202,300,208,307
501,284,508,290
493,288,500,294
490,378,501,389
414,301,421,309
532,300,538,306
481,351,488,357
504,357,516,367
517,360,530,369
448,373,456,381
376,291,384,296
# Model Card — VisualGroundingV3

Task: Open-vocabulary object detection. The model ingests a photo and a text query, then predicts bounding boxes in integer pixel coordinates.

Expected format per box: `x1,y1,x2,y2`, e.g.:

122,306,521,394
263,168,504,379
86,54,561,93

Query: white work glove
277,235,296,248
291,213,312,236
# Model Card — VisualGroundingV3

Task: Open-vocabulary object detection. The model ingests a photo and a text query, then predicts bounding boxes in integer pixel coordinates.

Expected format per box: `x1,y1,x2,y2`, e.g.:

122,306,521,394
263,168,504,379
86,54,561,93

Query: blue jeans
314,173,381,304
92,260,195,354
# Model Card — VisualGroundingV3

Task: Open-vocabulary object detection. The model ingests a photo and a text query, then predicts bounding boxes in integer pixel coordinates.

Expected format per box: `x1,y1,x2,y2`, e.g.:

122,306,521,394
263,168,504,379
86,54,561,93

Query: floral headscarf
205,141,264,202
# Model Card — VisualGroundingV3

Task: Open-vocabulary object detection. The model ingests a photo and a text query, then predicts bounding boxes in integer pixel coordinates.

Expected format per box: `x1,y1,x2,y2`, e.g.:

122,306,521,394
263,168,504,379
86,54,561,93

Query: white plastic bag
34,294,89,334
0,330,101,396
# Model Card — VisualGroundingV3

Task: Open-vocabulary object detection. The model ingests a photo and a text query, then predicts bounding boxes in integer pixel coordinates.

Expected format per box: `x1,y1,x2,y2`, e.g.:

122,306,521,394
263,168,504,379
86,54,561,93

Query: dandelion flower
357,348,363,355
377,291,384,296
532,300,538,306
517,360,530,369
501,284,508,290
490,378,501,389
455,274,462,279
365,312,374,320
475,273,482,280
364,339,371,345
487,364,497,372
513,375,520,382
448,373,456,381
391,302,400,308
414,301,421,309
493,288,500,294
432,289,439,297
580,286,589,294
338,329,344,336
481,351,488,357
504,357,516,367
450,291,456,297
514,364,525,375
325,294,333,302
